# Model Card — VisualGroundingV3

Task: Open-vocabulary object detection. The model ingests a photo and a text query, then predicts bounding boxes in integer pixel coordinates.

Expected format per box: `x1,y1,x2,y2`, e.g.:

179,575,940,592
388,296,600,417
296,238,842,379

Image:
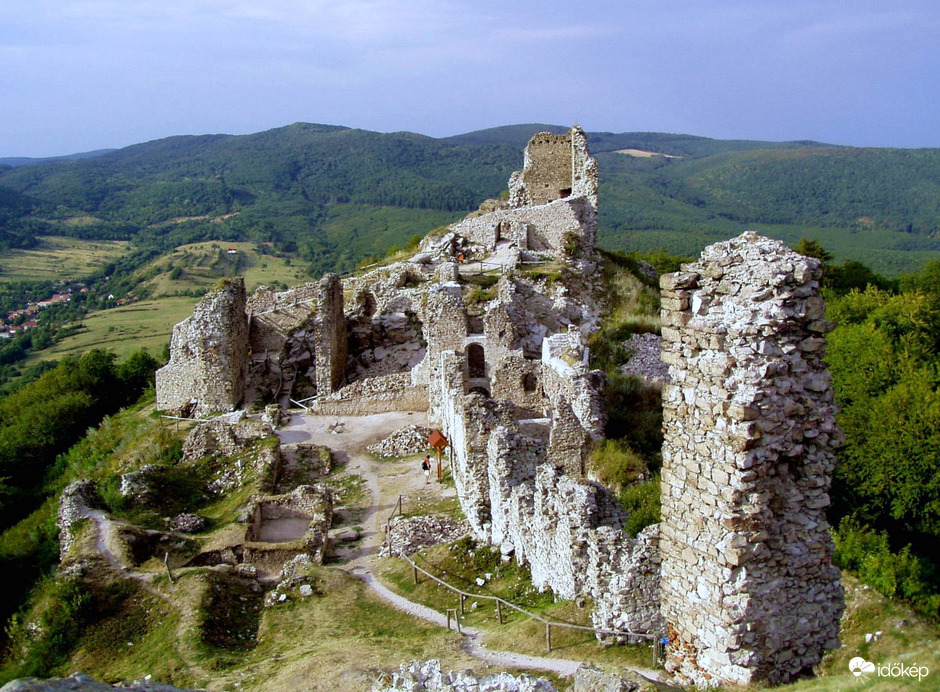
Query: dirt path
277,410,666,684
81,509,215,684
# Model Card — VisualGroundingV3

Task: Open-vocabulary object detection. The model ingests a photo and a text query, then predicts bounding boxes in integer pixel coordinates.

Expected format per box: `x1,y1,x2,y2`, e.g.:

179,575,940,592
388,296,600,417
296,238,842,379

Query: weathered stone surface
374,660,557,692
155,278,248,417
167,513,207,534
367,424,433,458
382,513,470,557
659,231,845,688
57,480,100,560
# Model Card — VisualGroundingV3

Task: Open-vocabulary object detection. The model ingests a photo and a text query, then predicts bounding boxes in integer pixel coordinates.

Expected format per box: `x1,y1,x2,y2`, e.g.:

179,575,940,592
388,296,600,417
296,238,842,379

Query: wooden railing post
545,623,552,652
412,564,419,585
496,600,503,624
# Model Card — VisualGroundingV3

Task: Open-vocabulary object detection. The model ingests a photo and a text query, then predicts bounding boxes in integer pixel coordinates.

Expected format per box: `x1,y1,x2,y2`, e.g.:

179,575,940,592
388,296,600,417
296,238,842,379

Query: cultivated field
25,296,201,363
138,241,309,297
0,236,129,283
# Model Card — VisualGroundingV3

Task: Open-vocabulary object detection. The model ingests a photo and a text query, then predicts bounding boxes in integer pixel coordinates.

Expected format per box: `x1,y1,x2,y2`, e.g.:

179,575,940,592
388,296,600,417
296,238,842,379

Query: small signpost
428,429,448,483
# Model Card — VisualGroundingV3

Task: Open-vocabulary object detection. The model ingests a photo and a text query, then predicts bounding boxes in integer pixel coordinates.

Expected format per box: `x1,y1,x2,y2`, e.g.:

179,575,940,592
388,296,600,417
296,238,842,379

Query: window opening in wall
467,343,486,378
522,372,537,392
559,188,572,198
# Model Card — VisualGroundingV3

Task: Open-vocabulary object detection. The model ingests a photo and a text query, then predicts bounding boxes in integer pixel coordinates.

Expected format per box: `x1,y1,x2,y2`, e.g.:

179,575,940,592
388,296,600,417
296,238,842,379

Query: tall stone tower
659,232,844,687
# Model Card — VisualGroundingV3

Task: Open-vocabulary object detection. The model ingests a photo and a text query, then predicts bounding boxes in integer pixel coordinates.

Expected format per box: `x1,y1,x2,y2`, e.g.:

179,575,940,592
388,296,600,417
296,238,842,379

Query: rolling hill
1,123,939,279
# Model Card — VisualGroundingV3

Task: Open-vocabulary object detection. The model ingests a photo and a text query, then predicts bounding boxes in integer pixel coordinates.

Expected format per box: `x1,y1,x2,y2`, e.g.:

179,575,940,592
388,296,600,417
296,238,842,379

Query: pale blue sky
1,0,938,157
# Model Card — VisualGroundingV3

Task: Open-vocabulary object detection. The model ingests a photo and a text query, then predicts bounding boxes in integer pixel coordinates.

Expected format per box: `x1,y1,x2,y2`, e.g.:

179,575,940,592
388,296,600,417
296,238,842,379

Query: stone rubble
166,513,207,534
367,424,433,458
373,660,557,692
619,333,670,387
381,514,470,557
0,672,202,692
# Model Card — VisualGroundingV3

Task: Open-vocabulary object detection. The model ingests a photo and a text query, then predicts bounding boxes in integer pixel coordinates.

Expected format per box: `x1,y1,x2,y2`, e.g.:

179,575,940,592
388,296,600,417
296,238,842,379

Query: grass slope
0,236,128,283
23,296,200,363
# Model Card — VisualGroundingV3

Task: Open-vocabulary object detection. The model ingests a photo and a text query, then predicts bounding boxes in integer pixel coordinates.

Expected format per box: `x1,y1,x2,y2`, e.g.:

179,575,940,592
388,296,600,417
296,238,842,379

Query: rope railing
381,494,656,650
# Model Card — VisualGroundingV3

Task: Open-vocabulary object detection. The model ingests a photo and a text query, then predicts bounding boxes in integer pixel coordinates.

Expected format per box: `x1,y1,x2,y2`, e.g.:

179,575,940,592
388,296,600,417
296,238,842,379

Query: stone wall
155,278,249,417
509,126,598,209
541,331,606,476
422,284,469,422
440,351,662,642
306,373,429,416
450,197,596,260
658,231,844,687
313,273,347,395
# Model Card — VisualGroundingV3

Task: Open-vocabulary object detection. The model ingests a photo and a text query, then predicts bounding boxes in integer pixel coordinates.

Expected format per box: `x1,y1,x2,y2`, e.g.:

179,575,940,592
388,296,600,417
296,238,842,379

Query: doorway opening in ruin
522,372,538,393
467,343,486,378
469,385,491,398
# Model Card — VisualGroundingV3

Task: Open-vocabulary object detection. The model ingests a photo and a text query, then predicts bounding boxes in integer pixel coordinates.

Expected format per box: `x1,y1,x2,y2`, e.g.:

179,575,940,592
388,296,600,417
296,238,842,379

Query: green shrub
620,475,661,538
834,519,940,620
589,439,646,491
0,577,96,683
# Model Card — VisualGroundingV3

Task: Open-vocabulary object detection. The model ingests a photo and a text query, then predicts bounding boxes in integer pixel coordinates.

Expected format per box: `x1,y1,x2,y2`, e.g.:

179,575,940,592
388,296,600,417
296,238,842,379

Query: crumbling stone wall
509,126,598,209
659,231,844,687
541,331,606,476
439,350,516,534
422,285,469,422
450,197,596,260
313,273,347,395
441,350,662,641
155,278,249,417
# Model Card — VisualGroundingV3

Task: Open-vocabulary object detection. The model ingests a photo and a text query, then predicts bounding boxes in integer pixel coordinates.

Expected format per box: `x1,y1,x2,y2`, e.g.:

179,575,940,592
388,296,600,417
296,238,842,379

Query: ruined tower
155,278,249,417
508,125,598,208
659,232,844,687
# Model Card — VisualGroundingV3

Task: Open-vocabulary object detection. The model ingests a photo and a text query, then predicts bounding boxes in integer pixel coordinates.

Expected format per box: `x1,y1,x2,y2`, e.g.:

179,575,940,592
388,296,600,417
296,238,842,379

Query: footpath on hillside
273,409,666,685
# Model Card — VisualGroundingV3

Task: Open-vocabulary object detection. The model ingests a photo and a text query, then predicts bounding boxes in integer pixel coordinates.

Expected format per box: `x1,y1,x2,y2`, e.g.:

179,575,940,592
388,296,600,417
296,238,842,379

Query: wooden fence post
545,623,552,652
496,600,503,624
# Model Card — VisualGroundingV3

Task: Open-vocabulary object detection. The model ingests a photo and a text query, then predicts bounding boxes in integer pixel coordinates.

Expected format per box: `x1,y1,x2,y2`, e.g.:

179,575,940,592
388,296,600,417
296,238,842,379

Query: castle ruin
659,232,844,686
154,128,844,688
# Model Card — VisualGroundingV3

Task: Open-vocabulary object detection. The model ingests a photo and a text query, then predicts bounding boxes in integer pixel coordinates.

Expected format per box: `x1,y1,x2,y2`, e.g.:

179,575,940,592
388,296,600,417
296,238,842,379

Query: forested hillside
1,123,939,282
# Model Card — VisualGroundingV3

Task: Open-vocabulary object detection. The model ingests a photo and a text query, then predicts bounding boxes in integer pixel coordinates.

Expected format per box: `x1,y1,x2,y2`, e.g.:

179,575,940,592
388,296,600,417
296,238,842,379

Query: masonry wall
423,285,469,423
659,231,844,687
155,278,249,417
509,126,598,209
440,350,662,642
313,273,346,395
450,197,596,260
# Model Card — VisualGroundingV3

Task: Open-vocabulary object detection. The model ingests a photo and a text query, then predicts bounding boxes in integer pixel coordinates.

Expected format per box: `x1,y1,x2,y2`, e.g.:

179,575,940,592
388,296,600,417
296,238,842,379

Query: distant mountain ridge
0,148,116,168
0,122,938,276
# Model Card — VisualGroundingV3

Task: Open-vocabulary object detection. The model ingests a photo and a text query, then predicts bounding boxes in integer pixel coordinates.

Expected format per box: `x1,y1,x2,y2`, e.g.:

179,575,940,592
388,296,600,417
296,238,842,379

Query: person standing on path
421,456,431,484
